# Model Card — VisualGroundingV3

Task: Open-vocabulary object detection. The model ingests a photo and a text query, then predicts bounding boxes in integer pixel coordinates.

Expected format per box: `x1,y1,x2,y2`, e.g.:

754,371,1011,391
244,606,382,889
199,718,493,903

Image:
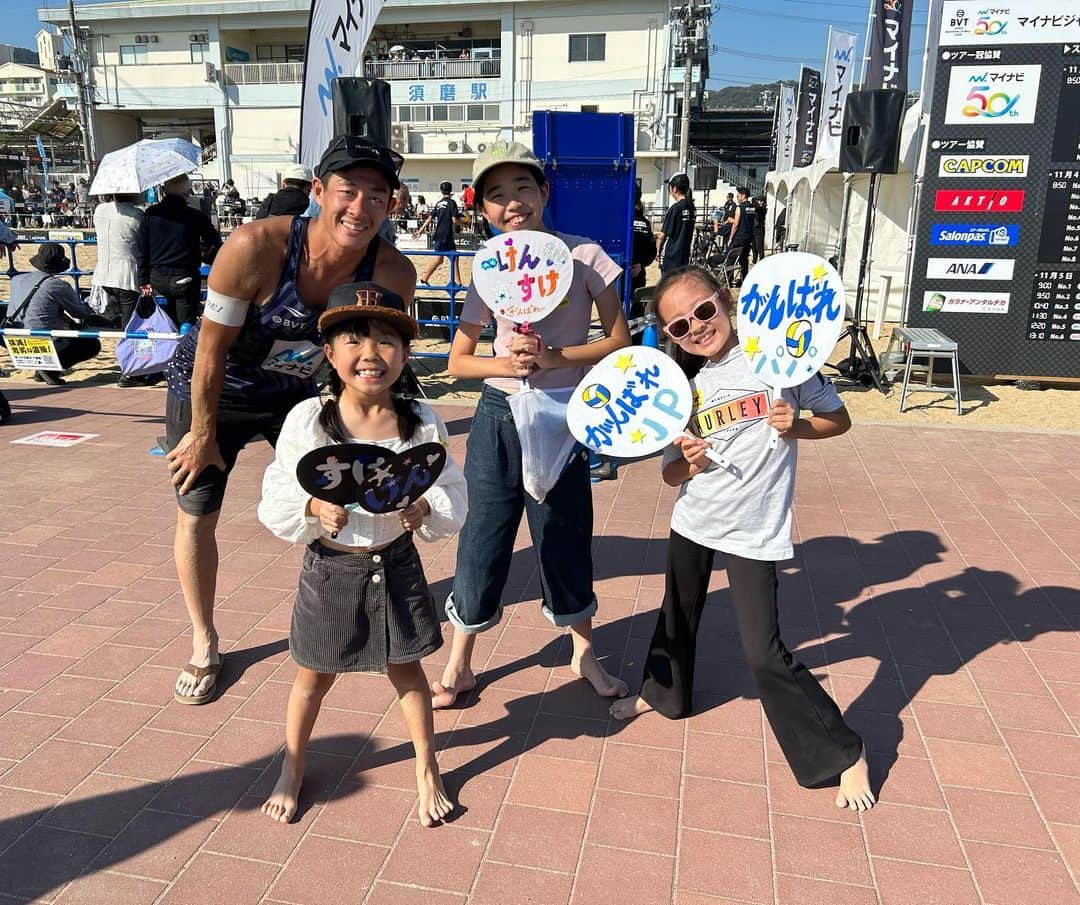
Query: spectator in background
7,243,102,385
461,182,474,210
76,178,90,226
140,174,221,328
0,185,14,220
415,195,429,219
415,180,464,285
752,194,767,262
657,173,694,276
93,192,151,387
727,186,756,284
630,183,655,295
458,47,470,59
254,164,314,219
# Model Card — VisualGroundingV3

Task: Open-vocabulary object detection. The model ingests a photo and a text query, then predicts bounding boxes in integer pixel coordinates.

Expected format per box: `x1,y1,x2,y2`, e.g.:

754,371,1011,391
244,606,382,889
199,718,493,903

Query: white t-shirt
661,346,843,561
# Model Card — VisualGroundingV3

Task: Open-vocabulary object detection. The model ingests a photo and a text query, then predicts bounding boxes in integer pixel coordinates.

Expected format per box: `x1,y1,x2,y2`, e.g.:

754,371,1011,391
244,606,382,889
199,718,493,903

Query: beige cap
282,163,313,183
471,141,545,196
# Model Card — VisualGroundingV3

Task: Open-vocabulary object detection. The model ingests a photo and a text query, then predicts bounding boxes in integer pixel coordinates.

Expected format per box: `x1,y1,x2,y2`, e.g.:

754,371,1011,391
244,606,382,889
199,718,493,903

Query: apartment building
39,0,704,200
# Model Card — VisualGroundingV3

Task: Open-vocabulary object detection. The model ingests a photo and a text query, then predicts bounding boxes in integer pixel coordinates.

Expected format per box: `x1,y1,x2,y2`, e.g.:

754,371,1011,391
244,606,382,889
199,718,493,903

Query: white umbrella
388,44,405,52
89,138,201,196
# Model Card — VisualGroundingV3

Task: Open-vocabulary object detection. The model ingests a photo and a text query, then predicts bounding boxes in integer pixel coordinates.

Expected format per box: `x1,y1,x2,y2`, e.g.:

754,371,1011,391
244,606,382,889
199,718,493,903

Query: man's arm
199,211,223,250
167,223,267,494
137,211,151,286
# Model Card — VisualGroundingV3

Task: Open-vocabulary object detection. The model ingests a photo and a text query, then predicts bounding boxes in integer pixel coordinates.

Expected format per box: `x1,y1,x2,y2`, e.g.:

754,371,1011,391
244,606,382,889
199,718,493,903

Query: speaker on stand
833,88,906,393
331,78,392,146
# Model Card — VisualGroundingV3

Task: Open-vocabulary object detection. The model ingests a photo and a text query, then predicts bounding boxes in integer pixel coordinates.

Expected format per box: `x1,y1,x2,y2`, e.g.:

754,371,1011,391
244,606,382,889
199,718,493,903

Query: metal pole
678,4,694,173
860,0,875,85
66,0,95,176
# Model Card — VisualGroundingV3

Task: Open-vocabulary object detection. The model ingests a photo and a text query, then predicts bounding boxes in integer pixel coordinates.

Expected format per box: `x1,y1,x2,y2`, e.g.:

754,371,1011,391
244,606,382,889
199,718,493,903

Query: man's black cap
315,136,403,189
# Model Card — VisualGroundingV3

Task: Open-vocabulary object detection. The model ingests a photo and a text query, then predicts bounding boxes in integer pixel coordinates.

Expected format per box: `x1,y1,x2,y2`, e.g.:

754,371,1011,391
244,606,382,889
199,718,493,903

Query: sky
7,0,932,92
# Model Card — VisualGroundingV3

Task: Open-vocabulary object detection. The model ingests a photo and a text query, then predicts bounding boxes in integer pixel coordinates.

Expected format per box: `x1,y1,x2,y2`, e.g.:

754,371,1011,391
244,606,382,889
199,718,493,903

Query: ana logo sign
922,290,1010,314
925,257,1015,280
944,65,1041,124
929,223,1020,245
938,155,1028,177
934,189,1025,212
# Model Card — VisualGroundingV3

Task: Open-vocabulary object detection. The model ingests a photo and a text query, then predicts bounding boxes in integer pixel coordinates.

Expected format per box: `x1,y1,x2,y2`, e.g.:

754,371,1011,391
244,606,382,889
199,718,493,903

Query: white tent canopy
765,99,925,322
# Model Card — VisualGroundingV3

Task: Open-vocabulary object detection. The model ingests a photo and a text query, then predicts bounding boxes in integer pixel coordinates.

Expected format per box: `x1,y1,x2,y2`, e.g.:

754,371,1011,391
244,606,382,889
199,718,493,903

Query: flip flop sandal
174,662,222,706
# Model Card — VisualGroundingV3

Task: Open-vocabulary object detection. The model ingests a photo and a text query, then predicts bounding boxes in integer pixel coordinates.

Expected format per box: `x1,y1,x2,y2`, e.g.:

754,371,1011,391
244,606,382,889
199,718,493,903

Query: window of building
190,41,210,63
431,104,449,122
256,43,304,62
391,104,501,123
119,44,148,65
569,33,605,62
580,104,599,113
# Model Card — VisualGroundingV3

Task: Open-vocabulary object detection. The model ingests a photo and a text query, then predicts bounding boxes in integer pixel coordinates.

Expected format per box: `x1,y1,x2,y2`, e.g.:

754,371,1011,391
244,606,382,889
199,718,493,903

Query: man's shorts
165,393,292,517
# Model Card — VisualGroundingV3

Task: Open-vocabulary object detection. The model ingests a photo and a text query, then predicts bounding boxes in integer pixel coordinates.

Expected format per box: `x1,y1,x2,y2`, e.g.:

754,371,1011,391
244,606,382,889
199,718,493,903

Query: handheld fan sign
296,443,447,535
736,252,845,448
567,346,728,466
471,229,574,334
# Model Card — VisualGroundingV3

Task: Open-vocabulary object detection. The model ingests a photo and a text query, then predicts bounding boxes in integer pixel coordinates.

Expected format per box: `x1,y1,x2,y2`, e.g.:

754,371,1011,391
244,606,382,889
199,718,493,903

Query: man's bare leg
569,619,628,699
430,627,477,709
388,661,454,826
174,507,221,700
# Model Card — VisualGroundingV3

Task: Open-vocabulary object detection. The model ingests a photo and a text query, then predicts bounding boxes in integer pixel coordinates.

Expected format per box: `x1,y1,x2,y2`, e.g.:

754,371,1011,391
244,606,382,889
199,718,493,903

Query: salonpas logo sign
938,155,1029,177
925,258,1015,280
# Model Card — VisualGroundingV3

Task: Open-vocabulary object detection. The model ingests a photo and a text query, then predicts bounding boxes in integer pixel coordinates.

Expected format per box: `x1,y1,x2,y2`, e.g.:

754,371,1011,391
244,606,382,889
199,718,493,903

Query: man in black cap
6,243,101,385
164,135,417,706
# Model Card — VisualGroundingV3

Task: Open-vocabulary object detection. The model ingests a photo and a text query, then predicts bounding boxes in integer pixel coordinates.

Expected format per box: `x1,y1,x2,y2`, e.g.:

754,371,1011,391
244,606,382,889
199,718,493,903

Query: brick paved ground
0,382,1078,905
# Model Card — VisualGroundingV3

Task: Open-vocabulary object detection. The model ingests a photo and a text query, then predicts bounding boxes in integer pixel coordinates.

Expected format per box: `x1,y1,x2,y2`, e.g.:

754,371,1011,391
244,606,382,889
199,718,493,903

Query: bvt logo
930,223,1020,246
925,257,1015,280
934,189,1025,212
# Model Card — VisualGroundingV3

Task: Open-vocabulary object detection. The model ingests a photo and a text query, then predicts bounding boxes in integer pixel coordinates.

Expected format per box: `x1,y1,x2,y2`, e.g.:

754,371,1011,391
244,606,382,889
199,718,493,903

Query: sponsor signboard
937,155,1029,177
929,224,1020,246
925,258,1016,280
944,65,1042,125
922,291,1011,314
933,189,1025,212
940,1,1080,45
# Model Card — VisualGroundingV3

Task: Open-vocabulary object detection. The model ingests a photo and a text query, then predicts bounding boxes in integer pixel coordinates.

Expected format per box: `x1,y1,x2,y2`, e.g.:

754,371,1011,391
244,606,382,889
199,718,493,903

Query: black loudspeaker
332,78,392,147
689,163,719,192
838,89,906,175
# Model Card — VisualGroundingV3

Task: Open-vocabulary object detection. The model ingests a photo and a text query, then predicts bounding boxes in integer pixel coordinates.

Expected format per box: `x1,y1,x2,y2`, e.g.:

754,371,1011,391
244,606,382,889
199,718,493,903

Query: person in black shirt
139,174,222,326
415,180,464,285
630,183,656,294
255,164,314,220
657,173,695,275
727,186,756,285
752,194,767,263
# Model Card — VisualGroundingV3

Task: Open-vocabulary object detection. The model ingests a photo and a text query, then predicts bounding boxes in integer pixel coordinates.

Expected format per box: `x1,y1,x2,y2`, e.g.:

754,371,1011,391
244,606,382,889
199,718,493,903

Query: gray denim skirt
290,533,442,674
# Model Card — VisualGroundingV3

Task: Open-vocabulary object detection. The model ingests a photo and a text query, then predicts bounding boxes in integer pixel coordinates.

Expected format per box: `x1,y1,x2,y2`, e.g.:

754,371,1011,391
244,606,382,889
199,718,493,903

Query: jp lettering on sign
567,346,695,459
737,252,845,387
471,230,574,324
3,336,62,370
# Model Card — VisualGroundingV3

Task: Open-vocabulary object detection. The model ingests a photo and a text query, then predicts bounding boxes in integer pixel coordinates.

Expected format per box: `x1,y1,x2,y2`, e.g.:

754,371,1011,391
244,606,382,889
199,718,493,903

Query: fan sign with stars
567,345,695,459
471,230,575,324
296,442,448,514
736,252,845,390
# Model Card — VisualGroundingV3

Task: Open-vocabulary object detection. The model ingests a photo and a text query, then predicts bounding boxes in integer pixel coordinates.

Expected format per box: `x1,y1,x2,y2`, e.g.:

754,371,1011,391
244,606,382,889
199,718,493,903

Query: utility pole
677,3,695,173
66,0,96,176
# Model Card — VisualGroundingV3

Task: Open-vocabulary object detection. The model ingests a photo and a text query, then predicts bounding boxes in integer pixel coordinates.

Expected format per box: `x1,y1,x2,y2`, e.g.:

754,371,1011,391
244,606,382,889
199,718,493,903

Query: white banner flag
299,0,385,170
778,84,796,172
815,29,856,162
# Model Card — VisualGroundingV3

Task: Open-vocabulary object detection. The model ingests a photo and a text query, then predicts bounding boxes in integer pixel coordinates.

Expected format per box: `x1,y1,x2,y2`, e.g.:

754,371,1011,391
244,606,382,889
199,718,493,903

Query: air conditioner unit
390,123,407,154
476,142,487,153
190,32,208,43
447,140,459,153
134,35,147,44
149,36,159,43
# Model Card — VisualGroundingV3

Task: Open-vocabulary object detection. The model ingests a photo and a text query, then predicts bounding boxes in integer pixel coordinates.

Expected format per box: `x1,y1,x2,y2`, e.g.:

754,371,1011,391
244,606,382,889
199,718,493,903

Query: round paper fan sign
736,252,845,389
567,346,694,459
471,229,574,324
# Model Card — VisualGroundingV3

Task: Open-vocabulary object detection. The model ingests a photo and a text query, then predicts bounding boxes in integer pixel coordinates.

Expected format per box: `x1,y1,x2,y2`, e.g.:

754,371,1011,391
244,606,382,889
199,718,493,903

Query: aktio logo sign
925,257,1015,280
938,155,1029,178
934,189,1025,212
930,223,1020,246
944,65,1041,124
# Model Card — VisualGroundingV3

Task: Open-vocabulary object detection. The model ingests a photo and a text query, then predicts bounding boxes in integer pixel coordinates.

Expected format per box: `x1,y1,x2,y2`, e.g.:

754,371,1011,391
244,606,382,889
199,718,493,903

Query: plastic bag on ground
509,383,578,503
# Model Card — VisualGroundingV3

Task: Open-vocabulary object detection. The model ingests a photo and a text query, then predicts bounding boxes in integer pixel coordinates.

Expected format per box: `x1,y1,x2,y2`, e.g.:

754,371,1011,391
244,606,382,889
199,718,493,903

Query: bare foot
175,631,220,701
571,648,629,699
261,760,302,824
836,749,876,812
609,694,654,721
416,760,454,827
430,667,476,710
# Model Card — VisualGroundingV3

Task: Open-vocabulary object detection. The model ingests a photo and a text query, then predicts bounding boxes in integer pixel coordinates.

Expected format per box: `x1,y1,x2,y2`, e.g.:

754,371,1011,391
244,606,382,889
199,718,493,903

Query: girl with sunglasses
611,266,875,812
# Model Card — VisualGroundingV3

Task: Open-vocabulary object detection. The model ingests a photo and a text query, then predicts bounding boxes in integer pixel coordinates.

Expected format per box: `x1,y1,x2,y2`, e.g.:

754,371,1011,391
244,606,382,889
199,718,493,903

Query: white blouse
258,396,468,548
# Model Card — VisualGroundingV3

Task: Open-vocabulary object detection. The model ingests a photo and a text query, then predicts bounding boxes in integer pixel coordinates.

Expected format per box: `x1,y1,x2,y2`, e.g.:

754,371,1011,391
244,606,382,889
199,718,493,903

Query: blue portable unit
532,111,636,310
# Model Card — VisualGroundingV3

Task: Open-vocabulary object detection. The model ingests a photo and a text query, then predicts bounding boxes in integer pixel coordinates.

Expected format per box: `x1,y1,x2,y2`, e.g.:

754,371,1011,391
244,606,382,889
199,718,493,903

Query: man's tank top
166,217,381,411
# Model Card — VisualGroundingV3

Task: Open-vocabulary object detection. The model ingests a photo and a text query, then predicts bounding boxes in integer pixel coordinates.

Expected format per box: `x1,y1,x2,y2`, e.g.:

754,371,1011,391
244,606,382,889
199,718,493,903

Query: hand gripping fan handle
679,431,729,469
767,386,781,450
